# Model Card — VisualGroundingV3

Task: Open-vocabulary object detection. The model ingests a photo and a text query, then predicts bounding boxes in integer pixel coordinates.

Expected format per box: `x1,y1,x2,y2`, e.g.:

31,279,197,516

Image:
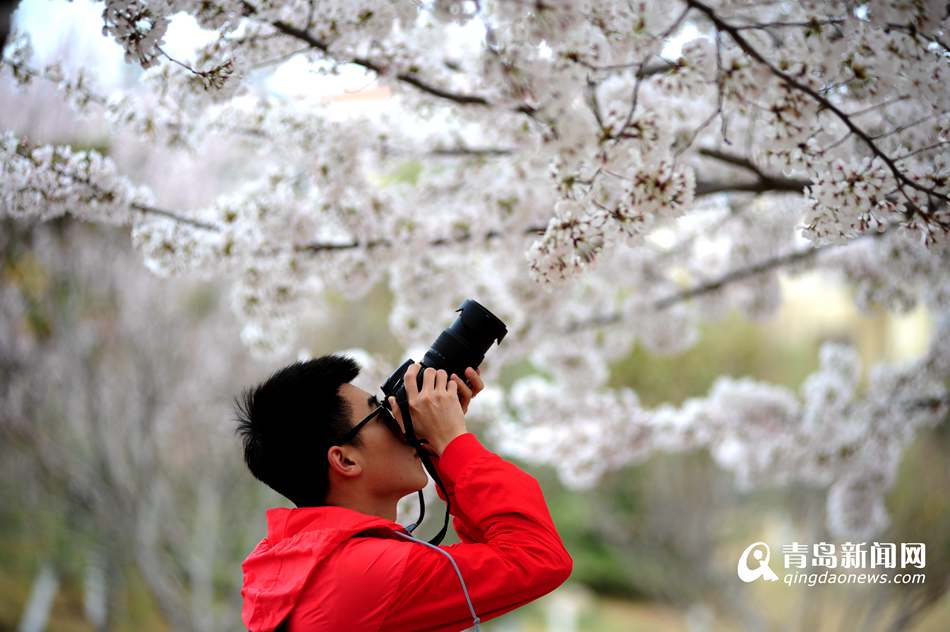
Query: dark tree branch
585,74,610,141
846,95,911,118
428,146,515,157
564,229,885,334
561,57,673,76
652,239,841,310
884,22,950,55
694,178,806,196
904,394,950,413
686,0,950,209
698,147,765,177
653,195,945,309
232,2,544,121
604,8,693,149
696,147,810,193
294,226,547,254
732,18,846,32
134,204,220,231
11,139,221,231
675,30,729,156
268,19,494,106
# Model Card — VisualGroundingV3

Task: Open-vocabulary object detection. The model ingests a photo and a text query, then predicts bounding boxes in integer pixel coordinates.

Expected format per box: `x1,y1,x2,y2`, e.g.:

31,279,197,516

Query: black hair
234,354,362,507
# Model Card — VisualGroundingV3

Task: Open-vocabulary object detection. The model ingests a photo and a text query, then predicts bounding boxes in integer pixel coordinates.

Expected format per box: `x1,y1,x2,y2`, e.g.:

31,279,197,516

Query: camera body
380,299,507,447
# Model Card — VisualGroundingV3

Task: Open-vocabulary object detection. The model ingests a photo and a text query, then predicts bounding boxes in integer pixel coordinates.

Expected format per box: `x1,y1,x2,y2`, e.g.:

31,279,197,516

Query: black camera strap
396,395,452,545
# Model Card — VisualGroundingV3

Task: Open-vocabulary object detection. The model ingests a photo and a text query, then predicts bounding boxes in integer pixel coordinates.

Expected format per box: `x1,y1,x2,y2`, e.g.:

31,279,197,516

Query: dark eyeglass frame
338,396,402,445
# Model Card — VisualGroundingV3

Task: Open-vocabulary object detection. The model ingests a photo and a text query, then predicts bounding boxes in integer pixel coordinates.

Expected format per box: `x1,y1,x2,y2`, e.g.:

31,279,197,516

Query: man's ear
327,445,362,478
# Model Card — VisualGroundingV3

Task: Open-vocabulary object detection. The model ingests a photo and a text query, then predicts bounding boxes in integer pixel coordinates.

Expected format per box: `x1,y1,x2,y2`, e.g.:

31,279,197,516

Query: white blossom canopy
2,0,948,539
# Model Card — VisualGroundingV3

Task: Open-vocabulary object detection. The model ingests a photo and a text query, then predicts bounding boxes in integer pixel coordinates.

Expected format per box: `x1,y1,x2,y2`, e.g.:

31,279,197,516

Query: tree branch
686,0,950,210
235,2,542,120
564,229,883,334
428,146,515,157
884,22,950,56
696,147,809,193
10,139,221,231
652,239,842,310
294,226,547,254
134,204,220,231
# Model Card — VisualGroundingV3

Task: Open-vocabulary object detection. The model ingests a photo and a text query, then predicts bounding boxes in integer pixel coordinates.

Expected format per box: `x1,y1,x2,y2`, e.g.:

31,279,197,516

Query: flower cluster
627,158,695,221
1,131,152,225
822,227,950,314
494,332,948,539
526,199,605,286
803,158,903,245
4,0,949,537
101,0,171,69
653,38,715,98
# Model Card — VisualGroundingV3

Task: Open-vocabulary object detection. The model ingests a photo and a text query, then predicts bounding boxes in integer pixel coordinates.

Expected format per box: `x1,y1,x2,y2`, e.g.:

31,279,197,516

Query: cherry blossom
2,0,948,538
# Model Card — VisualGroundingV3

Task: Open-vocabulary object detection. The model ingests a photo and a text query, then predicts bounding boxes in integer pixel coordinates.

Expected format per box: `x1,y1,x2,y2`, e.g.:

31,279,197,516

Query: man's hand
389,362,468,457
450,366,484,414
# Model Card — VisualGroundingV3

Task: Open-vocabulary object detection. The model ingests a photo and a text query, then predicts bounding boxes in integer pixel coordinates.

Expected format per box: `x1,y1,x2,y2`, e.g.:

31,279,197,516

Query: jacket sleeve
381,432,573,632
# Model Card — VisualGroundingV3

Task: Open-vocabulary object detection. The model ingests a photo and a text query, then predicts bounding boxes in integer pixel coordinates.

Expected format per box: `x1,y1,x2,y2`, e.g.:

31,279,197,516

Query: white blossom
3,0,949,539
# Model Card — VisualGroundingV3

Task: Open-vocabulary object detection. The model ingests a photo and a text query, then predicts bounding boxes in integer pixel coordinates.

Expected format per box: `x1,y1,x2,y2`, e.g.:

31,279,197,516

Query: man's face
334,382,429,498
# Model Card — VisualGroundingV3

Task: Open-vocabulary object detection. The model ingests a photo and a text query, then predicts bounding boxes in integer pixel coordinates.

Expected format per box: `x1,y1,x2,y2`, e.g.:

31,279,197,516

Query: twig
686,0,950,211
234,2,542,121
732,18,846,32
653,239,843,309
698,147,765,178
884,23,950,55
846,95,911,118
894,140,950,162
156,45,200,74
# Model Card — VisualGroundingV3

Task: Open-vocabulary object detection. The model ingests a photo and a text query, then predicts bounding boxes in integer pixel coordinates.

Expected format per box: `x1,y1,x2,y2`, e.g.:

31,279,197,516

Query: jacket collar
264,504,408,542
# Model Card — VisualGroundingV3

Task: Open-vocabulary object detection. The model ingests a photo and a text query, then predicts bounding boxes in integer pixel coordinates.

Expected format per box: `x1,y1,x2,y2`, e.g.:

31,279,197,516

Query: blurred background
1,1,948,631
3,218,948,632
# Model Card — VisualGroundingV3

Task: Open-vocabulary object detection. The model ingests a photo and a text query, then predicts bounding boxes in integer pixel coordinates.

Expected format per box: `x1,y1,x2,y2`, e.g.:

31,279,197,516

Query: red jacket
240,432,573,631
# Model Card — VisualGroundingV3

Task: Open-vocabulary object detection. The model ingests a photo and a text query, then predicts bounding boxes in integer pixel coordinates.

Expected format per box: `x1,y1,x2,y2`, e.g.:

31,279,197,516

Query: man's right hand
389,362,467,457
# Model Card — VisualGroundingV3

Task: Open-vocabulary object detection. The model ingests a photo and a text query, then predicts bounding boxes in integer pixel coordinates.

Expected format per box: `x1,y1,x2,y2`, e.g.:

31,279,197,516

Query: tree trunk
17,561,58,632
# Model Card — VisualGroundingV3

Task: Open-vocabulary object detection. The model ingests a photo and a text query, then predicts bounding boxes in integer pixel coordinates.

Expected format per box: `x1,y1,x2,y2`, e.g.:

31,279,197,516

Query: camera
380,299,508,450
379,299,507,543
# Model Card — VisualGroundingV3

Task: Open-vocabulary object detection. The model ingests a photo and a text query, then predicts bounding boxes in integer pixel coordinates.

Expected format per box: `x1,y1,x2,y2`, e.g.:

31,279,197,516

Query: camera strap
396,396,452,546
393,530,481,631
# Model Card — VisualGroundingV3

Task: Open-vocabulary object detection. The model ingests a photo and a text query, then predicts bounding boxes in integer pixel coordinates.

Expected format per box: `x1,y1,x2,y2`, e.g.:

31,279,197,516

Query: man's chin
413,466,428,490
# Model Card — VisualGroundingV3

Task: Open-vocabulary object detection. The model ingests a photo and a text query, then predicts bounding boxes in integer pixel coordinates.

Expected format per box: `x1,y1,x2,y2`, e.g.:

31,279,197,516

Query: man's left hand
450,366,484,415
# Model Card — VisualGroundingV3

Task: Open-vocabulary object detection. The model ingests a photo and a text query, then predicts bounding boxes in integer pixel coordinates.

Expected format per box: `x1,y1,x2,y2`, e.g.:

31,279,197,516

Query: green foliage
378,160,423,186
608,309,821,407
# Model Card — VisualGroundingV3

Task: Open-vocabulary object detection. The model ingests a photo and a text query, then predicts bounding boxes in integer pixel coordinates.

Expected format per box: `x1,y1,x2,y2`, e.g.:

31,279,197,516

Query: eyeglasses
339,396,404,445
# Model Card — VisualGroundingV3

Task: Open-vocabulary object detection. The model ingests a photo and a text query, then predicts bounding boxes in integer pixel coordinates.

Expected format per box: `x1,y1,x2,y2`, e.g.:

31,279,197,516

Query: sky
11,0,699,101
14,0,188,86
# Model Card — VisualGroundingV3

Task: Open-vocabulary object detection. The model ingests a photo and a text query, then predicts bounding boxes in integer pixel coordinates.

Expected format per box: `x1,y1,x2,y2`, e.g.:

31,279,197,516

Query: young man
236,354,573,631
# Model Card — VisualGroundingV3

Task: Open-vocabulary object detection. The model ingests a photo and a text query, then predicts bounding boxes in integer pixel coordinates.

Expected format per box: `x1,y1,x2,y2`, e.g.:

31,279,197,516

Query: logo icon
738,541,779,583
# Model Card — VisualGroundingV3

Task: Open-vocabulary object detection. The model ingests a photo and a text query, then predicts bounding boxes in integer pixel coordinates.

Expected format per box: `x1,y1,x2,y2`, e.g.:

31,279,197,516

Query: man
235,354,573,631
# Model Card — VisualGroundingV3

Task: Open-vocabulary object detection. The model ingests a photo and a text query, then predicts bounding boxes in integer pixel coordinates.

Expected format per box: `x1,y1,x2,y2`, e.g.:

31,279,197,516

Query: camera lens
379,299,508,446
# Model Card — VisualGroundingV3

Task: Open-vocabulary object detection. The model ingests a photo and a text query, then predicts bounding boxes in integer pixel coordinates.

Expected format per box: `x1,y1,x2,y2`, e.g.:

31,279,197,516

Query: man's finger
451,374,473,400
466,367,485,394
404,362,421,400
422,366,436,394
388,396,403,423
